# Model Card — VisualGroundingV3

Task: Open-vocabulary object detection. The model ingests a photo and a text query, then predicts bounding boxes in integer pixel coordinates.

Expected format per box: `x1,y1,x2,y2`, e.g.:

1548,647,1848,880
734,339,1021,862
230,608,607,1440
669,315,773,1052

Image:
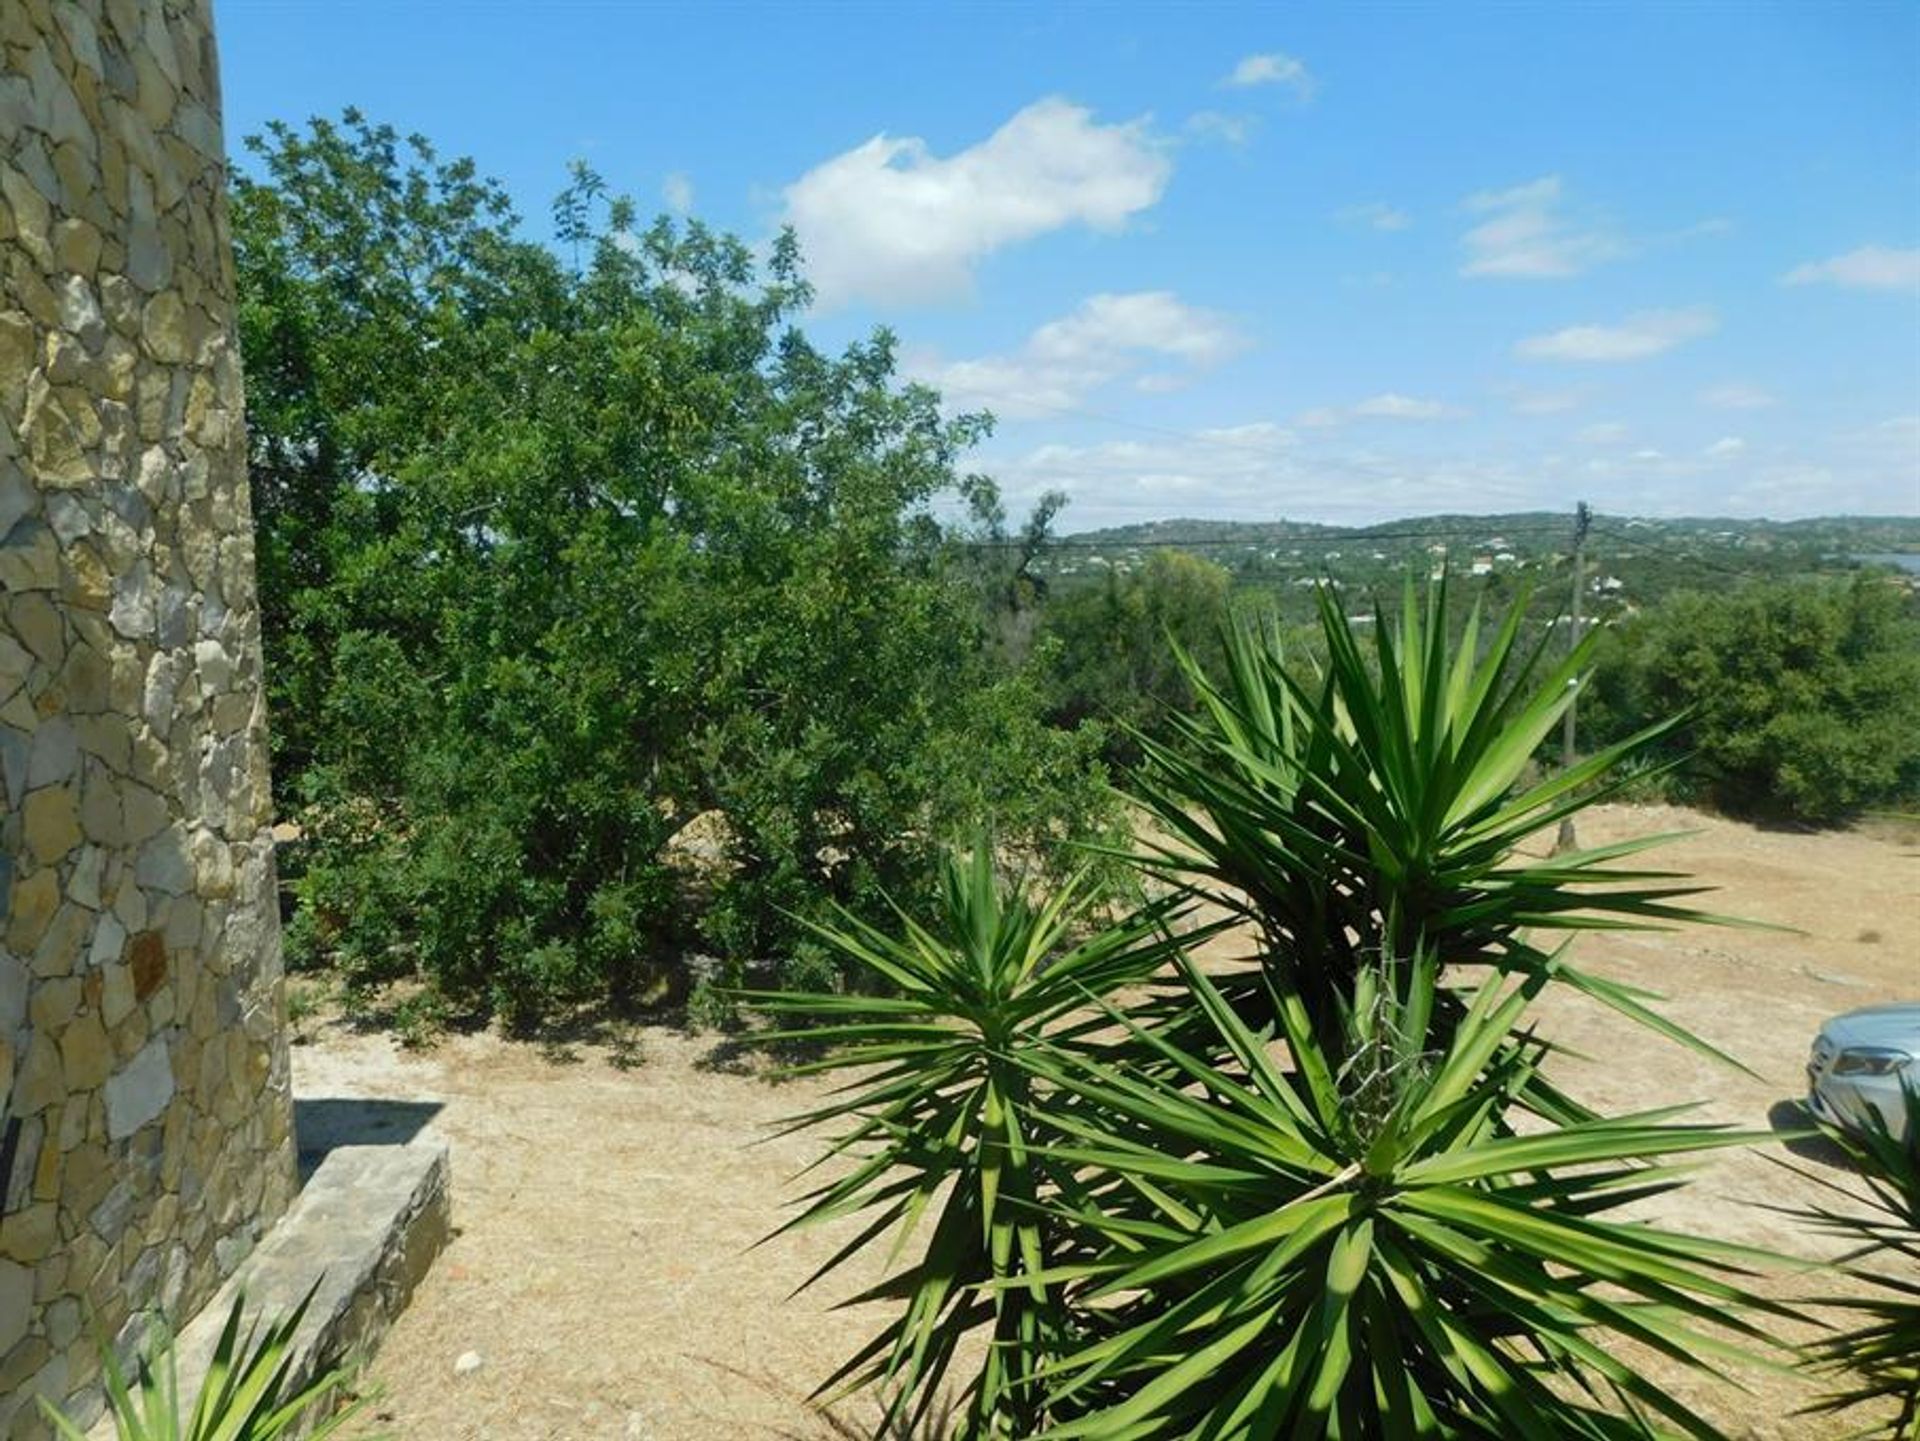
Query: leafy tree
234,114,1113,1023
1587,575,1920,823
1037,549,1236,761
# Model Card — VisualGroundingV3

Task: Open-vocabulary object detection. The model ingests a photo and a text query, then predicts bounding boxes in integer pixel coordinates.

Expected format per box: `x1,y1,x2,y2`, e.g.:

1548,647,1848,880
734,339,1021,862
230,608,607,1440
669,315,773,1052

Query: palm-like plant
42,1287,368,1441
1790,1085,1920,1437
1025,954,1790,1440
759,575,1790,1438
1128,579,1748,1105
743,846,1191,1439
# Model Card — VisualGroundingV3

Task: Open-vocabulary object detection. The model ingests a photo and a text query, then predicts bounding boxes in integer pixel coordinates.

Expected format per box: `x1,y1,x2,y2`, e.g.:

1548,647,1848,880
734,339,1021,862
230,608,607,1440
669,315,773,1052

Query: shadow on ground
1766,1098,1858,1172
296,1097,444,1184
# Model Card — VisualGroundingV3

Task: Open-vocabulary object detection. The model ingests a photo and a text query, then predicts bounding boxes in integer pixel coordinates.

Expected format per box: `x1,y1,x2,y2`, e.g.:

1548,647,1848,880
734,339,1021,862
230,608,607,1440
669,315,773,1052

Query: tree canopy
234,112,1113,1025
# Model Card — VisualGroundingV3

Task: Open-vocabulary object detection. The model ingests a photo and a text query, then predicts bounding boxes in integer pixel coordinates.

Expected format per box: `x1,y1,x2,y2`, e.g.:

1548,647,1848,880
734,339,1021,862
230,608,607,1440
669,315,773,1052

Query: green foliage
41,1288,367,1441
1128,578,1738,1095
744,846,1188,1438
1037,550,1236,760
1033,955,1785,1439
236,113,1115,1024
1588,575,1920,823
765,579,1782,1439
1790,1085,1920,1437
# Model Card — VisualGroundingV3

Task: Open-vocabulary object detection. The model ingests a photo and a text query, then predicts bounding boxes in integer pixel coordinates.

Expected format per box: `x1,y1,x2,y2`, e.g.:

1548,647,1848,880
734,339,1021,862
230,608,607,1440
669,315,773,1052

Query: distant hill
1061,512,1920,552
1043,512,1920,618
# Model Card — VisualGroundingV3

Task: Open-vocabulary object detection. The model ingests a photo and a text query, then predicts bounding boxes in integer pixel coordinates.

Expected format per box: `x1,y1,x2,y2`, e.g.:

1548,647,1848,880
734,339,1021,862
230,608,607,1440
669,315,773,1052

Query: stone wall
0,2,296,1434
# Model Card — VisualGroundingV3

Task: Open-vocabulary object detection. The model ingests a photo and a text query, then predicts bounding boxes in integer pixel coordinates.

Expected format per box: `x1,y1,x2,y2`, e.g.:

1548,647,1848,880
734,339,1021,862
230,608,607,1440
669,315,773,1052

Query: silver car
1806,1002,1920,1143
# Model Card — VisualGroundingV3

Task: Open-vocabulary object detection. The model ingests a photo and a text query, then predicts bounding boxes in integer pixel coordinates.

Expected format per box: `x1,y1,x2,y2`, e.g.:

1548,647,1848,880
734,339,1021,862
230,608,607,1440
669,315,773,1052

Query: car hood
1821,1003,1920,1054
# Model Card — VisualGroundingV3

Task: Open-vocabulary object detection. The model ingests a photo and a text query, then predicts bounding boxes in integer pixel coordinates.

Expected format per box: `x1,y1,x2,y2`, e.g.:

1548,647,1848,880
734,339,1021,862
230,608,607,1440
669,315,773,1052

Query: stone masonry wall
0,2,296,1434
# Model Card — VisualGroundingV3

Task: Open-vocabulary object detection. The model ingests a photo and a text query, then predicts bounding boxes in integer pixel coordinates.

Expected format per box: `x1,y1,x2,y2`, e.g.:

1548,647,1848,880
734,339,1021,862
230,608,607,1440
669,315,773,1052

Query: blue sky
217,2,1920,528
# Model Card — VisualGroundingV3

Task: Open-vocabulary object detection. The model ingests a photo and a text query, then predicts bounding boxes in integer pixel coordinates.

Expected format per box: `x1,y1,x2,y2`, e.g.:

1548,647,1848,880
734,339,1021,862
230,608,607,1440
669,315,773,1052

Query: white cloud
985,427,1546,527
781,98,1171,309
662,172,694,215
1184,111,1255,147
967,411,1915,530
1507,387,1584,415
1699,382,1776,410
1338,202,1410,232
1298,393,1465,428
1576,422,1628,445
1516,306,1718,363
1782,245,1920,291
1704,436,1746,458
1460,175,1619,279
1352,393,1461,420
911,291,1245,419
1221,52,1315,97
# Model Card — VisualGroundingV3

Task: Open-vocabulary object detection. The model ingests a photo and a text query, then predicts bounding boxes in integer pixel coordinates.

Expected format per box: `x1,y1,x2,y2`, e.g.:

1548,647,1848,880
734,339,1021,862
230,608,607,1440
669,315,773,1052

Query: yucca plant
1790,1085,1920,1438
1127,577,1748,1103
1023,952,1791,1439
742,845,1193,1439
41,1286,368,1440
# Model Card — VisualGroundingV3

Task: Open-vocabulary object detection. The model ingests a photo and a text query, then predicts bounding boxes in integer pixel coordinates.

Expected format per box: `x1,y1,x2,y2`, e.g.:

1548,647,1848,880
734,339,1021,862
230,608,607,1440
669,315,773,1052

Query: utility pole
1555,501,1592,854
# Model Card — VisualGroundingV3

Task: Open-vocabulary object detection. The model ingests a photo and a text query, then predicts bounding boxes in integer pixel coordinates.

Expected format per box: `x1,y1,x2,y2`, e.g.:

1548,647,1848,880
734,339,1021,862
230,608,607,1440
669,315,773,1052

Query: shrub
1788,1084,1920,1436
41,1288,368,1441
762,578,1786,1439
1587,575,1920,823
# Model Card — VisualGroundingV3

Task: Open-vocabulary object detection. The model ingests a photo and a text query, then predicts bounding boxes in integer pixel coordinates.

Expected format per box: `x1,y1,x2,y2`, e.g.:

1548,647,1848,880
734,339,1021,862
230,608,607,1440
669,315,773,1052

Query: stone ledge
85,1138,450,1439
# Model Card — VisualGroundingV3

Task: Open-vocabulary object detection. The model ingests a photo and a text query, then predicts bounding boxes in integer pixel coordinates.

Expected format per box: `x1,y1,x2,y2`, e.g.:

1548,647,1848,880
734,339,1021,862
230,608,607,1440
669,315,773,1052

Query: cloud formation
912,292,1245,419
1460,175,1618,278
1299,393,1465,427
1516,306,1717,362
1782,245,1920,291
662,172,693,214
1699,382,1776,410
1338,202,1410,232
781,98,1171,309
1221,52,1316,98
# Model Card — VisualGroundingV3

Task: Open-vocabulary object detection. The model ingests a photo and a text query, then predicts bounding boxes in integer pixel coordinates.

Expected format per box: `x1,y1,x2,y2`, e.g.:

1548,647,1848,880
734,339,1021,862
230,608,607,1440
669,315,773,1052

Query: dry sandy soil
296,803,1919,1441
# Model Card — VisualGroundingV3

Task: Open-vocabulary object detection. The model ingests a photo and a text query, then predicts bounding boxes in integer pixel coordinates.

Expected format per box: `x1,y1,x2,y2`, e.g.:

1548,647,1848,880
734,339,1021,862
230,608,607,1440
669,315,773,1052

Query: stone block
103,1035,172,1141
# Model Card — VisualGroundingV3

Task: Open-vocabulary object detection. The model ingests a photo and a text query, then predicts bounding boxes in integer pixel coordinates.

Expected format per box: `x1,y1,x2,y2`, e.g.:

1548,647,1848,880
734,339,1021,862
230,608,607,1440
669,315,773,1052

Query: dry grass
305,802,1919,1440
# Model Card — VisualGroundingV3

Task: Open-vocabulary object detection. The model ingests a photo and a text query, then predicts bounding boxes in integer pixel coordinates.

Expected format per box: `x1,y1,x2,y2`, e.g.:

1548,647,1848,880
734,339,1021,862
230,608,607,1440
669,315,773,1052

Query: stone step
85,1138,449,1439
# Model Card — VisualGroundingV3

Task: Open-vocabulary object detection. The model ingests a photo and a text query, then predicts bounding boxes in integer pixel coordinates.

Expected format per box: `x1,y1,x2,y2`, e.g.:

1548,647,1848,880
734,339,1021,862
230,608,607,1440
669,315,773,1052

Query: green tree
1588,575,1920,822
1037,549,1236,761
235,113,1113,1024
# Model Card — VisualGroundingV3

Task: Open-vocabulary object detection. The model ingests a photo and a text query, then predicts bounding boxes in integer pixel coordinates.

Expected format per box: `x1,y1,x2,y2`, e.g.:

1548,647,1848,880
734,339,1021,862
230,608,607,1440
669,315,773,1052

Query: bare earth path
305,804,1919,1440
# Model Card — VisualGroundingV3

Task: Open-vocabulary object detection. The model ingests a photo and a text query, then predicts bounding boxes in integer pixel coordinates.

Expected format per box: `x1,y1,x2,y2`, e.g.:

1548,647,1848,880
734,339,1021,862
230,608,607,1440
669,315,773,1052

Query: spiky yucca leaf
1790,1085,1920,1438
740,845,1194,1439
41,1285,368,1441
1127,577,1754,1094
1021,954,1792,1440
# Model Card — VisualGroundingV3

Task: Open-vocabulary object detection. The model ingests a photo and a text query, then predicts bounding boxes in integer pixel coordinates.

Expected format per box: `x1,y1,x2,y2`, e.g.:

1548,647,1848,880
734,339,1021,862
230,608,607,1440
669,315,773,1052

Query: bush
237,114,1117,1025
1588,575,1920,823
761,579,1790,1438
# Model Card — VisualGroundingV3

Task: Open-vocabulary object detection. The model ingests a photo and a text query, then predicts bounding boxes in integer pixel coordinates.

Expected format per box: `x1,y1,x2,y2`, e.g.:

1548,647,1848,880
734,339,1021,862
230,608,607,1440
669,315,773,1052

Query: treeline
237,115,1920,1028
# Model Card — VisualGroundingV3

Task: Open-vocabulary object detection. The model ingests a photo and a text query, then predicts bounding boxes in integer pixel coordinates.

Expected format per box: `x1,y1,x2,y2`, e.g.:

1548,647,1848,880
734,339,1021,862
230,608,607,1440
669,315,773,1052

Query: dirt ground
298,803,1919,1441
